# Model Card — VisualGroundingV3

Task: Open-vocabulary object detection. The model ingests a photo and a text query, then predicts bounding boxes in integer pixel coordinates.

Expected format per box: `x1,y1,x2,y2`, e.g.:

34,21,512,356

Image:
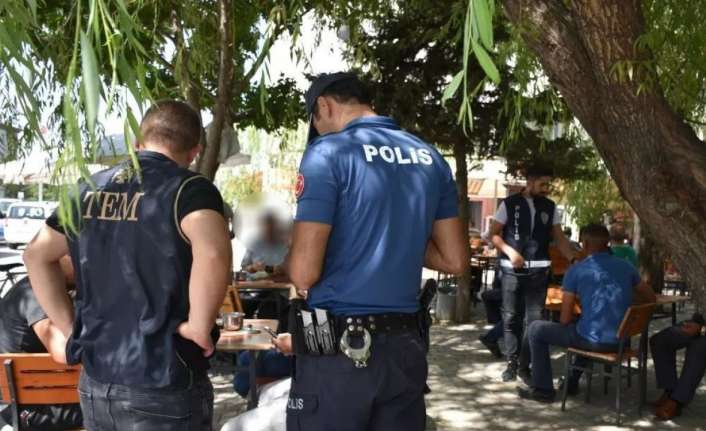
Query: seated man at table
518,224,654,403
241,212,289,276
0,256,82,430
650,313,706,420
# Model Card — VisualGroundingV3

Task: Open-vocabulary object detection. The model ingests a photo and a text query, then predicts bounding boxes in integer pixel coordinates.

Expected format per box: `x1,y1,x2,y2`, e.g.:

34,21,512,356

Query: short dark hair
525,165,554,179
140,100,202,153
581,223,610,247
311,75,372,117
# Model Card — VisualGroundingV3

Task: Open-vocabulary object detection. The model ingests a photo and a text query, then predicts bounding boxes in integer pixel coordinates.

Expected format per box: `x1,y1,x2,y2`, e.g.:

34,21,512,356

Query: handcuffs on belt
339,317,373,368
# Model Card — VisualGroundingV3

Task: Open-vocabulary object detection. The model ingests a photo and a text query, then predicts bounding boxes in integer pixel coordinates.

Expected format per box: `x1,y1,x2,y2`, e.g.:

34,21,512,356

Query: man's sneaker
517,387,556,403
479,335,503,359
518,367,532,386
557,376,580,396
502,362,518,382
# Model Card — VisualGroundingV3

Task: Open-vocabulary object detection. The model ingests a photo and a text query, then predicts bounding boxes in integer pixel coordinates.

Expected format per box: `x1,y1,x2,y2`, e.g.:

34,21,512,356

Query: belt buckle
339,328,372,368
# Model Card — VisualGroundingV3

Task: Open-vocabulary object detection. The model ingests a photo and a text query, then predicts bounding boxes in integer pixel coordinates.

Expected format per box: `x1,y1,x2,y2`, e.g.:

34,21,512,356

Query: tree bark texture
454,141,473,323
198,0,234,180
502,0,706,310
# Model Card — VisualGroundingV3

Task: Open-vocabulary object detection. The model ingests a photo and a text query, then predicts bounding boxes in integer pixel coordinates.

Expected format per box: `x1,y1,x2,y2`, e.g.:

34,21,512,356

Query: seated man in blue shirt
518,224,654,402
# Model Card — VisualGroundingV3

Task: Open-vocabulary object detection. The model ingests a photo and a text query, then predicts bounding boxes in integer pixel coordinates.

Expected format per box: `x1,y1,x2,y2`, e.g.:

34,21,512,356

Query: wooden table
216,319,279,409
655,294,692,325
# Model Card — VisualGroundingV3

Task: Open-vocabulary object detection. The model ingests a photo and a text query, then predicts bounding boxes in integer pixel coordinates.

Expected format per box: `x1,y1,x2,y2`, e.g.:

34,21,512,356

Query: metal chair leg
615,362,622,426
628,356,632,388
561,351,571,412
4,360,19,431
585,360,593,404
603,363,609,395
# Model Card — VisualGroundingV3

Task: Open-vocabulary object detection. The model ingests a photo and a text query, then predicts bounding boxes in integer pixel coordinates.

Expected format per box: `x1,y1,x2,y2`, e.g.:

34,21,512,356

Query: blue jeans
528,321,618,391
233,350,292,397
651,326,706,404
501,270,548,367
78,371,213,431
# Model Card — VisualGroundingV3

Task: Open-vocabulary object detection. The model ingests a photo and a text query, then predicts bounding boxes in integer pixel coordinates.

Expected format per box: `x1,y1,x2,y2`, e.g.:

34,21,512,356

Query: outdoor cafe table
655,294,691,325
545,287,690,326
216,319,279,409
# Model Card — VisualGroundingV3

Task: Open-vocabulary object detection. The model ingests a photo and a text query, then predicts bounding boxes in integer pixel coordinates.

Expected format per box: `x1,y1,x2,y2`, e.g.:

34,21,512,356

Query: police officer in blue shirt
285,72,468,430
489,167,578,383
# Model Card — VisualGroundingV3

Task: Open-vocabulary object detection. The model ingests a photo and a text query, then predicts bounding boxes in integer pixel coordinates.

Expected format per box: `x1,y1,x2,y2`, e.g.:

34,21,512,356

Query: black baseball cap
304,72,359,143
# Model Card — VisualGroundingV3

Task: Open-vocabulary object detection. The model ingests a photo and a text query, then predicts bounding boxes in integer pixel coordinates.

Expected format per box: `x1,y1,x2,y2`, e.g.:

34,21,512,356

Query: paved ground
2,250,703,430
212,303,705,430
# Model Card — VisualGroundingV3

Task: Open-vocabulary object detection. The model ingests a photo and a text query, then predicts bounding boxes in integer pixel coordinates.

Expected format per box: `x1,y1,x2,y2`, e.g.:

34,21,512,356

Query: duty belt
293,306,419,368
499,259,552,269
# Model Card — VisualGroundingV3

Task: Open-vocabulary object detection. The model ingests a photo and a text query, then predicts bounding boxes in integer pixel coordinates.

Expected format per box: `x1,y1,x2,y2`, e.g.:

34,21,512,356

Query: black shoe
518,367,532,386
502,362,518,382
479,335,503,359
517,387,556,403
557,376,580,396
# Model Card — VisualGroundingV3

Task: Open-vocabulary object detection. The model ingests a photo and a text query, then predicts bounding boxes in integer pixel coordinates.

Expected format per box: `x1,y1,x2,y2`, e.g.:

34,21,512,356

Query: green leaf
81,31,101,138
442,71,464,104
472,38,500,84
473,0,493,50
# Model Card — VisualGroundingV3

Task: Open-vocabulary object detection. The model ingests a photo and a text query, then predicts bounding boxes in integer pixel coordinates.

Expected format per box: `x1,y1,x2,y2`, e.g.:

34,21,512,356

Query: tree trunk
197,0,234,180
639,226,665,294
502,0,706,311
453,141,472,323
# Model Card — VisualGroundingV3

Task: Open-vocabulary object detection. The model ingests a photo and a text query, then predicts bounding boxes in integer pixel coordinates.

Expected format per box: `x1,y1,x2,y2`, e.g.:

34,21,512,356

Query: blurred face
526,176,553,198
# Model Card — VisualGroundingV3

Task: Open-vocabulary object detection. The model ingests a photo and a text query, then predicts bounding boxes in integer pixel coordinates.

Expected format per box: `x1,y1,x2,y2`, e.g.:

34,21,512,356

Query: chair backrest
616,303,655,339
0,354,80,405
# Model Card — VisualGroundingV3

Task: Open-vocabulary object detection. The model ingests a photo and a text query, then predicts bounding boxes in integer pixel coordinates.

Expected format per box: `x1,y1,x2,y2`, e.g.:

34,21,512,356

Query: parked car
0,198,21,243
3,202,57,249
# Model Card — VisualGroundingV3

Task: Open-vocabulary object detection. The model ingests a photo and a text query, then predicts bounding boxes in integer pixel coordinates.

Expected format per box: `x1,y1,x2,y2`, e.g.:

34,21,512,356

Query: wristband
265,265,274,274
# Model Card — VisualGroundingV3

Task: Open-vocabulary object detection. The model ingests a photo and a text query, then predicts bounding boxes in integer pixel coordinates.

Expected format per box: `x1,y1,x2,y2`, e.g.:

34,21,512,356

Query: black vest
501,193,555,264
65,151,207,388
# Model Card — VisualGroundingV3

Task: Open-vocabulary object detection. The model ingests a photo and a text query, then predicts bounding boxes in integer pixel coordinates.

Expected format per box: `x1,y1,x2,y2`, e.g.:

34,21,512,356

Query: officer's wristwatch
265,265,274,274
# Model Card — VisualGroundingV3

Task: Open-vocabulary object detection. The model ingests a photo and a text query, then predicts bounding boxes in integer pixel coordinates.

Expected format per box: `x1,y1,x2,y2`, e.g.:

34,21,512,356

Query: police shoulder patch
295,173,305,199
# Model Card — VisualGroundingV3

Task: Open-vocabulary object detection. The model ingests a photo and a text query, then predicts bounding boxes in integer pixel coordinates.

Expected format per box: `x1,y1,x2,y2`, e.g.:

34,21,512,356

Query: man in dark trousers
24,100,232,430
650,313,706,420
489,167,577,382
286,72,468,430
0,256,82,430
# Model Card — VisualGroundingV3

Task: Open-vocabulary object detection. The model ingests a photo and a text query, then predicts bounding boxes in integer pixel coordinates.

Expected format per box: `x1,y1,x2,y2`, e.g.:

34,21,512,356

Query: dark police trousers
651,326,706,404
287,330,427,431
78,371,213,431
501,270,549,367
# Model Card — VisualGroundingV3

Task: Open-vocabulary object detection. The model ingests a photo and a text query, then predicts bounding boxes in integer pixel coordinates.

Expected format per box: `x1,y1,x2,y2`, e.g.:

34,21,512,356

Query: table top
216,319,279,352
656,294,691,304
232,280,293,290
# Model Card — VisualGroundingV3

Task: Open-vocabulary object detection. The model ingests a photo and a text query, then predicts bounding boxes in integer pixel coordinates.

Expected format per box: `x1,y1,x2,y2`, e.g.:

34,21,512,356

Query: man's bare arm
424,217,468,275
632,281,657,304
32,319,69,364
288,221,332,291
178,209,232,356
560,291,578,325
552,225,578,262
23,227,73,337
490,220,524,268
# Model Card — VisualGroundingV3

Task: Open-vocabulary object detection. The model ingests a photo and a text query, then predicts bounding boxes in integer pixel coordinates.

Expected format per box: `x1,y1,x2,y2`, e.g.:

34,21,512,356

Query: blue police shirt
295,116,458,315
563,251,640,345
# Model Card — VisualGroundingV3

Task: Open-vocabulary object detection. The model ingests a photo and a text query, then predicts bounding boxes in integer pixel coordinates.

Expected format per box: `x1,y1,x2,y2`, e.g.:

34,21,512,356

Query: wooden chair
221,285,244,314
0,354,81,431
560,303,655,425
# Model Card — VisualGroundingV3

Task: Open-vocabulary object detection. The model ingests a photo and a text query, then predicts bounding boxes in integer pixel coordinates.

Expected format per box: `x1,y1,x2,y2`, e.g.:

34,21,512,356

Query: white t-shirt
493,197,562,233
